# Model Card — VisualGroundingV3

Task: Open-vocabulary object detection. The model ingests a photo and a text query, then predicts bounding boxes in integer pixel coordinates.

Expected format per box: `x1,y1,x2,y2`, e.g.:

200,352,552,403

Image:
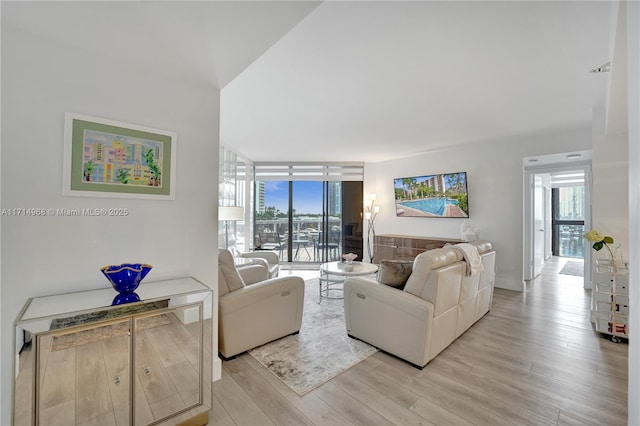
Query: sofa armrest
240,251,280,277
220,276,304,313
344,276,435,368
246,257,269,270
238,264,269,285
240,251,279,266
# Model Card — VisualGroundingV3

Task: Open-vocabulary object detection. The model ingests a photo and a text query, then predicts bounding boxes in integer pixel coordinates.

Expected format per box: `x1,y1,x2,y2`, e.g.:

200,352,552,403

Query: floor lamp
219,206,245,249
364,193,380,263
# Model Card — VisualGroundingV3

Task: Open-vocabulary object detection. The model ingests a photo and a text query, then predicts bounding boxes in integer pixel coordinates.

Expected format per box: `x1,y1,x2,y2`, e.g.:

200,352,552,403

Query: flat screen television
393,171,469,218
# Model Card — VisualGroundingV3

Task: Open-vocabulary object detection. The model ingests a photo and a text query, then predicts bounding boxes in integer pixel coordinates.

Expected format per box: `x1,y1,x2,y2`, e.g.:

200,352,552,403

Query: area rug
248,278,378,395
559,260,584,277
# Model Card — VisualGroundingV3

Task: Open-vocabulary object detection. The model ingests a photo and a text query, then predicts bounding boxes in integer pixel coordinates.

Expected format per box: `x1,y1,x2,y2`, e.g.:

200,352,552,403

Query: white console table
591,260,629,343
13,277,213,426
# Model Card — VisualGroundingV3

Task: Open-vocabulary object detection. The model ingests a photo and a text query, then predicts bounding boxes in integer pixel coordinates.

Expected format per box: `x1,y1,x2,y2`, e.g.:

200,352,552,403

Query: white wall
364,127,591,292
627,1,639,423
592,129,629,265
543,177,552,261
0,27,219,425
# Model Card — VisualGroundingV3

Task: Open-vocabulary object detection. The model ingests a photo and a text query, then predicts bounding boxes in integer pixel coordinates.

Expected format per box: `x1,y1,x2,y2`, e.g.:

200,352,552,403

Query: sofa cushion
218,249,246,296
377,260,413,288
404,248,463,299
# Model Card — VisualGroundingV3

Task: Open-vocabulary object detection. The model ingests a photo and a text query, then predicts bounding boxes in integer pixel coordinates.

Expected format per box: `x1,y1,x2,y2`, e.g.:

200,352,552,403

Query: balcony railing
254,217,343,262
558,224,584,258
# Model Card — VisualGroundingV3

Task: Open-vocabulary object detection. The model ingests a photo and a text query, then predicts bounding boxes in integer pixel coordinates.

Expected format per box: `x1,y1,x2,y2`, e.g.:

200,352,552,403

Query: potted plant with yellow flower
584,229,616,264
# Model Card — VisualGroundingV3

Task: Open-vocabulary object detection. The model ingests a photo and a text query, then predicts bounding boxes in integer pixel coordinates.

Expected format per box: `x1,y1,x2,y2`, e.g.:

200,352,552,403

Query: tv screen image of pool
393,172,469,218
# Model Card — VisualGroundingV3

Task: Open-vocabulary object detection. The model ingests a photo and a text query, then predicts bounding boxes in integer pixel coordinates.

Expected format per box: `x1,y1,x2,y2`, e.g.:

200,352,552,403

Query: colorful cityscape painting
65,113,175,199
82,129,164,188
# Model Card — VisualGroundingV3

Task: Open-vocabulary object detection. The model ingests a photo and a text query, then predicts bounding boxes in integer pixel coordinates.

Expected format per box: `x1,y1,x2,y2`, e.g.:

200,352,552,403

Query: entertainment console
372,234,463,263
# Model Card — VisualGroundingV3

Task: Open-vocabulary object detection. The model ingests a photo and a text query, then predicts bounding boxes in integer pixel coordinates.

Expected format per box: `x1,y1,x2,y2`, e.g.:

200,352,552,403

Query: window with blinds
253,162,364,182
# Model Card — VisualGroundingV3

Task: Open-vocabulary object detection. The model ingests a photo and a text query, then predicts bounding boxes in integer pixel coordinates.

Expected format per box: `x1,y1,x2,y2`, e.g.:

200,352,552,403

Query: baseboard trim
177,411,208,426
213,356,222,382
495,275,524,292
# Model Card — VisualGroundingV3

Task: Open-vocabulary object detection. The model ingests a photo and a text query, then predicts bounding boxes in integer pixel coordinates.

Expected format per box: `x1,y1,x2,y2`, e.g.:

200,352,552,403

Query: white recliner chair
217,249,304,359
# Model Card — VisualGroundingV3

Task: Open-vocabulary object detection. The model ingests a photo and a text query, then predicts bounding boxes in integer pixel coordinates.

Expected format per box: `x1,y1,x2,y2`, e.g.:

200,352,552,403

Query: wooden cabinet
13,277,212,426
373,234,463,263
591,260,629,342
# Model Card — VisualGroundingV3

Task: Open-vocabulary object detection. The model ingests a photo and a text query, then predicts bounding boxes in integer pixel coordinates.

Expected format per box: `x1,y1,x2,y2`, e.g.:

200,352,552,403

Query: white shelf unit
591,259,629,343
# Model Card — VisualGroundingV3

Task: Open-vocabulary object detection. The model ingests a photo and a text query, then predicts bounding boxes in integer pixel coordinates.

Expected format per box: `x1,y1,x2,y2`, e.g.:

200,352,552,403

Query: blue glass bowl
100,263,153,293
112,292,141,305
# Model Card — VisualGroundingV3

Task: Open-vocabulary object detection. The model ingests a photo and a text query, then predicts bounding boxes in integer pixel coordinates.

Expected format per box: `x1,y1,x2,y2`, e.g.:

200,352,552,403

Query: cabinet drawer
594,300,629,315
373,235,463,263
615,273,629,286
592,291,629,305
595,282,629,296
594,317,628,337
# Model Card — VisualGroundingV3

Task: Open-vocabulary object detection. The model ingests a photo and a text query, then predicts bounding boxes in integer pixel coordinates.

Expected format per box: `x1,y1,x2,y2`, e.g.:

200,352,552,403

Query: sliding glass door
255,180,360,264
315,181,342,263
552,186,585,258
291,181,327,263
253,162,364,264
254,181,288,260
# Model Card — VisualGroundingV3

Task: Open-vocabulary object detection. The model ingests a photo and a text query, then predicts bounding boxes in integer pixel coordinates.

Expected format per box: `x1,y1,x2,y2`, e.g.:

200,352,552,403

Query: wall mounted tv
393,172,469,218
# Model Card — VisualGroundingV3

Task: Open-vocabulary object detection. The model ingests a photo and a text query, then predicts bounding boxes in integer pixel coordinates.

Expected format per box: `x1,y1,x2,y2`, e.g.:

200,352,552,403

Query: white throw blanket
453,243,484,276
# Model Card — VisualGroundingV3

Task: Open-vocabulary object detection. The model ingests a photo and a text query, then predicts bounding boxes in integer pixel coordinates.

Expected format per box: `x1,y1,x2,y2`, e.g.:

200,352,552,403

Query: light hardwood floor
211,258,628,425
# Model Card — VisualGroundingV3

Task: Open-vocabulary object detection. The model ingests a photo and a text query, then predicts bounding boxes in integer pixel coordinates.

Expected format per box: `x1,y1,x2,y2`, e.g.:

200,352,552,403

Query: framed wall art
63,113,177,199
393,171,469,218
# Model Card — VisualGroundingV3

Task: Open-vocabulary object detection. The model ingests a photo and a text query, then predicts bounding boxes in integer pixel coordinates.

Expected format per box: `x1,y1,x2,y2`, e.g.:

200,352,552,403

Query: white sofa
344,241,495,368
218,249,304,359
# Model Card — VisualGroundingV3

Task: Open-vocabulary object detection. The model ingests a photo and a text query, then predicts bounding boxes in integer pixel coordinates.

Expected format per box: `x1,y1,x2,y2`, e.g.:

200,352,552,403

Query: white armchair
217,249,304,359
229,246,280,278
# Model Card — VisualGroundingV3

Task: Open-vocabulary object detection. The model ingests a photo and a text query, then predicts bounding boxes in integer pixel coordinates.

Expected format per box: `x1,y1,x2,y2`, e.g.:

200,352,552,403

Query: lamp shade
218,206,244,221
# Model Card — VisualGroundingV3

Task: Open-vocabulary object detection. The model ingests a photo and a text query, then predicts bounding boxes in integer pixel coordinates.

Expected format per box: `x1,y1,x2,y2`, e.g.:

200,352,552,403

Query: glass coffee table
318,261,378,302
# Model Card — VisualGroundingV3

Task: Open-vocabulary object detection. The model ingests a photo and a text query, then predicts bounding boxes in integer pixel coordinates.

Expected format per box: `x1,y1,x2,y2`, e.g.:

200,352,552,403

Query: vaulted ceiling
3,1,617,164
2,1,321,89
221,1,615,163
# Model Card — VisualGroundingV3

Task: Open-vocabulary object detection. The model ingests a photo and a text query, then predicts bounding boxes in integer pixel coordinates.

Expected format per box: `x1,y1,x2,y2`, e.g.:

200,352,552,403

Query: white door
544,186,552,260
523,159,592,288
533,175,545,277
